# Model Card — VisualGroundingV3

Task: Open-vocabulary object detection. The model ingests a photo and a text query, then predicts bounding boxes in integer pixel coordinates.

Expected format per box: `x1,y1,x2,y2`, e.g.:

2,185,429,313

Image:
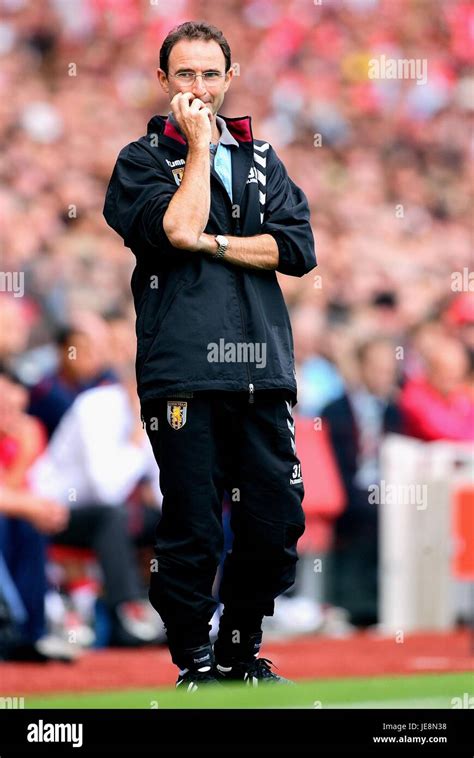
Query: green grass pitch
24,672,473,709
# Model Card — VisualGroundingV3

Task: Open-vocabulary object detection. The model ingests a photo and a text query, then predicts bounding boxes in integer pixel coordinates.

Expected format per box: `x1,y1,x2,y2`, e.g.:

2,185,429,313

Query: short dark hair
55,325,84,347
159,21,231,75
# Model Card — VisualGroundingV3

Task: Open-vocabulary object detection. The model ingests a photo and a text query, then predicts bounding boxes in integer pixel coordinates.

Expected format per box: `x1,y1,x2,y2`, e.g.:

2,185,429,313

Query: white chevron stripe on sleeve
253,153,267,168
254,143,270,153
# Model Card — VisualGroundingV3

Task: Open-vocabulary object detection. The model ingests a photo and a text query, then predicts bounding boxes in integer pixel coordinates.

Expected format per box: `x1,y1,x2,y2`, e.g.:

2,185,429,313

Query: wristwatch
214,234,229,260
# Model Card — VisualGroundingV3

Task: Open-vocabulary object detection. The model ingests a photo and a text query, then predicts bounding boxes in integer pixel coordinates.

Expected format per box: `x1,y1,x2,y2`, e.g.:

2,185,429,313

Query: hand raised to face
170,92,212,149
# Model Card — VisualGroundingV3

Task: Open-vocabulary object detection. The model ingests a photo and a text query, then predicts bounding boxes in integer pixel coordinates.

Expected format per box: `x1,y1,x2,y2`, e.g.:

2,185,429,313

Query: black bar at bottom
0,708,472,755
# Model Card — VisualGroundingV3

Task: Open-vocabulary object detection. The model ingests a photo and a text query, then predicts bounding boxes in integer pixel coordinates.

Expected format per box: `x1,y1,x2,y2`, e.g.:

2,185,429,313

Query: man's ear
157,68,169,95
223,67,234,94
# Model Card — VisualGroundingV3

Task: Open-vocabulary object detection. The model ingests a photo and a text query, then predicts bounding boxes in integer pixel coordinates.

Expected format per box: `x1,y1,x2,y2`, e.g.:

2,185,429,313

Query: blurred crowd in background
0,0,472,663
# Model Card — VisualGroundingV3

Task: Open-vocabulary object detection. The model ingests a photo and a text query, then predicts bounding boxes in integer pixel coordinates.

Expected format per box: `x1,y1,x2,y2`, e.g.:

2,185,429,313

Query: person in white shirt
28,365,164,646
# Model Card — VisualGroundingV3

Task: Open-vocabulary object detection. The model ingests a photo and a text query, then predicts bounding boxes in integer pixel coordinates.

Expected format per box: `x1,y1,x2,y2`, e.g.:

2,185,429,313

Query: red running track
1,629,473,695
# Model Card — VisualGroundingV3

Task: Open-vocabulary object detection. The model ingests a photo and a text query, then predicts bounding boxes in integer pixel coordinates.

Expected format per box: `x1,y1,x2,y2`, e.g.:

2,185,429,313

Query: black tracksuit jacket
103,114,316,405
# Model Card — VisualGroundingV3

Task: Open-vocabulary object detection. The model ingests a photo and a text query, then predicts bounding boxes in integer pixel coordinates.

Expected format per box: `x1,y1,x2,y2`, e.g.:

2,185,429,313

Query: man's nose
192,75,207,96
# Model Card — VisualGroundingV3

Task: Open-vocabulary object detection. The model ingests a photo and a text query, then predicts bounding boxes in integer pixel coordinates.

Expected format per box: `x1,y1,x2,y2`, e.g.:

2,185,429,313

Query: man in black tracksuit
103,21,316,690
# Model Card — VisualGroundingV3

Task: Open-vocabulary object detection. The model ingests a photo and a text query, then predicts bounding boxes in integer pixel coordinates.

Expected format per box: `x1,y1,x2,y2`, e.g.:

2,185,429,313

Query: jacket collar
146,113,253,151
146,114,255,209
166,111,239,149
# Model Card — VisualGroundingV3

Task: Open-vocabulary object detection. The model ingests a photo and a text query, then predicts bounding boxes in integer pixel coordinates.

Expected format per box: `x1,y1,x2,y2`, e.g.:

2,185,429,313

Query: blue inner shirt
168,111,238,203
210,139,233,202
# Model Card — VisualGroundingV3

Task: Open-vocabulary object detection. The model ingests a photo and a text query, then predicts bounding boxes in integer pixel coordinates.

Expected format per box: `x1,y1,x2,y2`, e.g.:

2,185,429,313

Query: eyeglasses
169,71,226,86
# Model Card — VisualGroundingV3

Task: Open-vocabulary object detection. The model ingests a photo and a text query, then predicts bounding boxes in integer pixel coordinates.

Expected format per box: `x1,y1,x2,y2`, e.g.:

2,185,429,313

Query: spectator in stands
28,361,164,646
444,293,474,359
292,304,345,417
28,317,116,438
0,368,76,662
404,318,449,381
0,298,31,368
400,336,474,442
322,337,402,626
104,308,138,371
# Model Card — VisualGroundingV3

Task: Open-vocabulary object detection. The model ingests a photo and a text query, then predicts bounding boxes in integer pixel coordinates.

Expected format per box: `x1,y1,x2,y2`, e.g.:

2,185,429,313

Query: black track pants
142,390,305,664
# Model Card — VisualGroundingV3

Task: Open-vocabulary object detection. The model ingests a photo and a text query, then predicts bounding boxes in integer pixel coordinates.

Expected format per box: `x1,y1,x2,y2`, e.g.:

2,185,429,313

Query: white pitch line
325,696,451,709
280,696,452,710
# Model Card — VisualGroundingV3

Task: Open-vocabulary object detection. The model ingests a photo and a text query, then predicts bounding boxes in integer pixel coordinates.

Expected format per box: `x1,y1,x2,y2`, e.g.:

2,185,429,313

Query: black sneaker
176,668,222,692
215,657,294,686
174,642,222,692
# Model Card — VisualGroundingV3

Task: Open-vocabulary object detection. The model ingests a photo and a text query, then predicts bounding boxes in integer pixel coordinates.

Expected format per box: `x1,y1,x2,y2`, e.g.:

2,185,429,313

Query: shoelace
245,657,279,680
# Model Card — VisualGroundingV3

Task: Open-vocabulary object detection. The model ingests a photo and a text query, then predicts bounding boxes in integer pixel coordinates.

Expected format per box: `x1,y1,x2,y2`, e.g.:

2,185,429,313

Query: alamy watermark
0,696,25,708
451,268,473,292
368,56,428,86
27,720,83,748
451,693,474,708
207,339,267,369
368,480,428,510
0,271,24,297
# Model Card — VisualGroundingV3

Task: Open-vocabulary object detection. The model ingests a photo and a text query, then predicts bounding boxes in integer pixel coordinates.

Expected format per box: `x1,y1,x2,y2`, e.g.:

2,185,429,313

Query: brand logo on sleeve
165,158,186,186
165,158,185,168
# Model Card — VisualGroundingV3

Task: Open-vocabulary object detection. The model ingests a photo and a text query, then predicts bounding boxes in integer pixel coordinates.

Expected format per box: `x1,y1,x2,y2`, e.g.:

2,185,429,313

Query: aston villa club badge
167,401,187,430
172,167,184,186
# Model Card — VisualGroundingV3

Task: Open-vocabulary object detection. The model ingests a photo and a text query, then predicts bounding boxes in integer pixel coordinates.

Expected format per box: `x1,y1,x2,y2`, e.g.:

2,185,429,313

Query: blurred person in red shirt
0,368,74,662
400,336,473,441
444,293,474,354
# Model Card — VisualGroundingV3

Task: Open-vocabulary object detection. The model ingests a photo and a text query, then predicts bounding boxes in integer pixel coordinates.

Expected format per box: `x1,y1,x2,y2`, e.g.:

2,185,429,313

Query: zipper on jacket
248,383,255,404
234,270,255,404
212,157,256,405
